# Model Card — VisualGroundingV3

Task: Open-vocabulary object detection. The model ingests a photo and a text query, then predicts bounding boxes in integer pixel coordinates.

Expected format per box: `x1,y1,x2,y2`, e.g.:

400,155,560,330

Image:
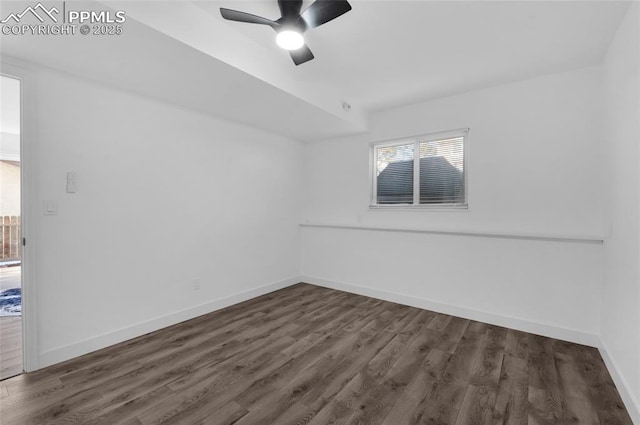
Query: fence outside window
1,216,21,261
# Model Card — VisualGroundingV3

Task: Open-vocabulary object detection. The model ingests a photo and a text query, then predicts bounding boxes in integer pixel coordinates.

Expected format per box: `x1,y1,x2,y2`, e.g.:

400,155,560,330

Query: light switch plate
66,172,77,193
43,200,57,215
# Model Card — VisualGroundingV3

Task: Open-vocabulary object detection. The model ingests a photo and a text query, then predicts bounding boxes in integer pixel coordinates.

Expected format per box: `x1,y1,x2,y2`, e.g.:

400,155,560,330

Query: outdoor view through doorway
0,74,22,380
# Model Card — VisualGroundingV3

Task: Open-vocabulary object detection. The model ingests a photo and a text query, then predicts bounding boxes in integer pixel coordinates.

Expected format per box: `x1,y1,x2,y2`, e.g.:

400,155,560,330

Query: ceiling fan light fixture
220,0,352,64
276,30,304,50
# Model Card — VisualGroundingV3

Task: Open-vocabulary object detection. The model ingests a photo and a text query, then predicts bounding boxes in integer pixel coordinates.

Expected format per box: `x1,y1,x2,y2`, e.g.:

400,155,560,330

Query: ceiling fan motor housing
220,0,352,65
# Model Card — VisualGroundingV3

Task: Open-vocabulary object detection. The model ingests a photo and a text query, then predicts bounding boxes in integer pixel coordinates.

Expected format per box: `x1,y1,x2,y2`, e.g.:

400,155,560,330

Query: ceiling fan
220,0,352,66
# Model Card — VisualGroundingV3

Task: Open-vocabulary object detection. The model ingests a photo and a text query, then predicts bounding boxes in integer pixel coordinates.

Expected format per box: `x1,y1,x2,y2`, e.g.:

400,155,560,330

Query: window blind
418,137,464,204
375,143,415,204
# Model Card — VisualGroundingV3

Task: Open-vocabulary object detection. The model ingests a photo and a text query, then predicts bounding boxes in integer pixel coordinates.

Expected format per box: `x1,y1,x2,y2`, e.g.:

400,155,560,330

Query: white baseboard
38,276,301,369
301,275,600,347
598,340,640,424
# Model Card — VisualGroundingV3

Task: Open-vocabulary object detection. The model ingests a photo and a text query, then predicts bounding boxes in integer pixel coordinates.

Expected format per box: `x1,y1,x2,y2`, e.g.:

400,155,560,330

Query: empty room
0,0,638,424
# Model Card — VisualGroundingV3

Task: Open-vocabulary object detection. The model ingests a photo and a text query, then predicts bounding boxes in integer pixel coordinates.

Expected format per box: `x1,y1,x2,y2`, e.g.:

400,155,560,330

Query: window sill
369,204,469,212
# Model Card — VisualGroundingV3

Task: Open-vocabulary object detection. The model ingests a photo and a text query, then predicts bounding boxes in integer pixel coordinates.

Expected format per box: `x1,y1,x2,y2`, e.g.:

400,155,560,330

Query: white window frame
370,128,469,210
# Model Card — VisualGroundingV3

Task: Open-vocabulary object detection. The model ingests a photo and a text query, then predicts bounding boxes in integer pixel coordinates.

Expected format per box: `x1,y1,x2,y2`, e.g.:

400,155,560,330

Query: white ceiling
0,0,631,141
203,0,629,111
0,0,366,141
321,0,630,111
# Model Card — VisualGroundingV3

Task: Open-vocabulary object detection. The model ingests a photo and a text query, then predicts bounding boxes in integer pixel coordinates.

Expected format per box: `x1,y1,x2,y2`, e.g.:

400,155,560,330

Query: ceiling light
276,30,304,51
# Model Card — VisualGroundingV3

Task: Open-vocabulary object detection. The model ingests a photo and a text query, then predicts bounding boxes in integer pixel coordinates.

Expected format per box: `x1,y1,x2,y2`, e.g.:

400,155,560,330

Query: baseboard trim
598,340,640,424
38,276,301,369
301,275,600,348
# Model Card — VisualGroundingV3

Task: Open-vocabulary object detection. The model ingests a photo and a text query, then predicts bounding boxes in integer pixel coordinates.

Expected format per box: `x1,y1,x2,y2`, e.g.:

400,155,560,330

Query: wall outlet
192,279,201,291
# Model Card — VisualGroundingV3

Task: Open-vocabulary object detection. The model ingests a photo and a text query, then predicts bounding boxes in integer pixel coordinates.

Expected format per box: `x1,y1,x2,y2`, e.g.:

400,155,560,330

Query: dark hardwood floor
0,283,633,425
0,317,22,381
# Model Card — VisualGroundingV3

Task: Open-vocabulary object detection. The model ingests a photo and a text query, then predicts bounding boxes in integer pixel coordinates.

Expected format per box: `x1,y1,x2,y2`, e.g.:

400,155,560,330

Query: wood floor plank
0,377,65,410
428,313,453,332
408,321,487,425
232,331,357,413
0,316,22,381
3,388,104,425
434,316,472,354
303,316,436,425
454,325,506,425
557,341,634,425
258,327,399,424
504,329,529,361
380,348,452,425
527,334,567,424
0,283,633,425
296,312,413,407
269,400,313,425
555,351,600,425
344,331,449,425
0,384,8,398
51,385,176,425
493,354,528,425
136,336,298,425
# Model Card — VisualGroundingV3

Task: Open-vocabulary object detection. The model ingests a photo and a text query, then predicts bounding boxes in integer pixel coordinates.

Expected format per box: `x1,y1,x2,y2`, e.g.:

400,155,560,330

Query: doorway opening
0,74,23,380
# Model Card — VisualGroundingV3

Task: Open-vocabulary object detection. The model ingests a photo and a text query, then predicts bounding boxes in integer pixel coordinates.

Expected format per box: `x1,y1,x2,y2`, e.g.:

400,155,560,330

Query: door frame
2,59,39,372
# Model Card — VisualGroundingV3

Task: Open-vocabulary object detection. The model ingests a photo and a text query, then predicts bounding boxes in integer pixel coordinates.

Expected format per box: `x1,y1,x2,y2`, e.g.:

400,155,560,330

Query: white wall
17,65,302,367
301,66,605,345
303,66,604,236
302,227,601,343
602,2,640,422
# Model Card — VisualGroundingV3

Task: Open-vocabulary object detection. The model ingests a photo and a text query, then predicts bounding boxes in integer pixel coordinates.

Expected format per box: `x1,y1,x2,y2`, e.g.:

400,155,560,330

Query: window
371,129,468,209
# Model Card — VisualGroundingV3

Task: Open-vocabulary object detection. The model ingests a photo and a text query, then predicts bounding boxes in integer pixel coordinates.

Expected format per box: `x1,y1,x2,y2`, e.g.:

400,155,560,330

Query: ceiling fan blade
220,8,279,29
290,45,314,65
278,0,303,20
300,0,351,29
